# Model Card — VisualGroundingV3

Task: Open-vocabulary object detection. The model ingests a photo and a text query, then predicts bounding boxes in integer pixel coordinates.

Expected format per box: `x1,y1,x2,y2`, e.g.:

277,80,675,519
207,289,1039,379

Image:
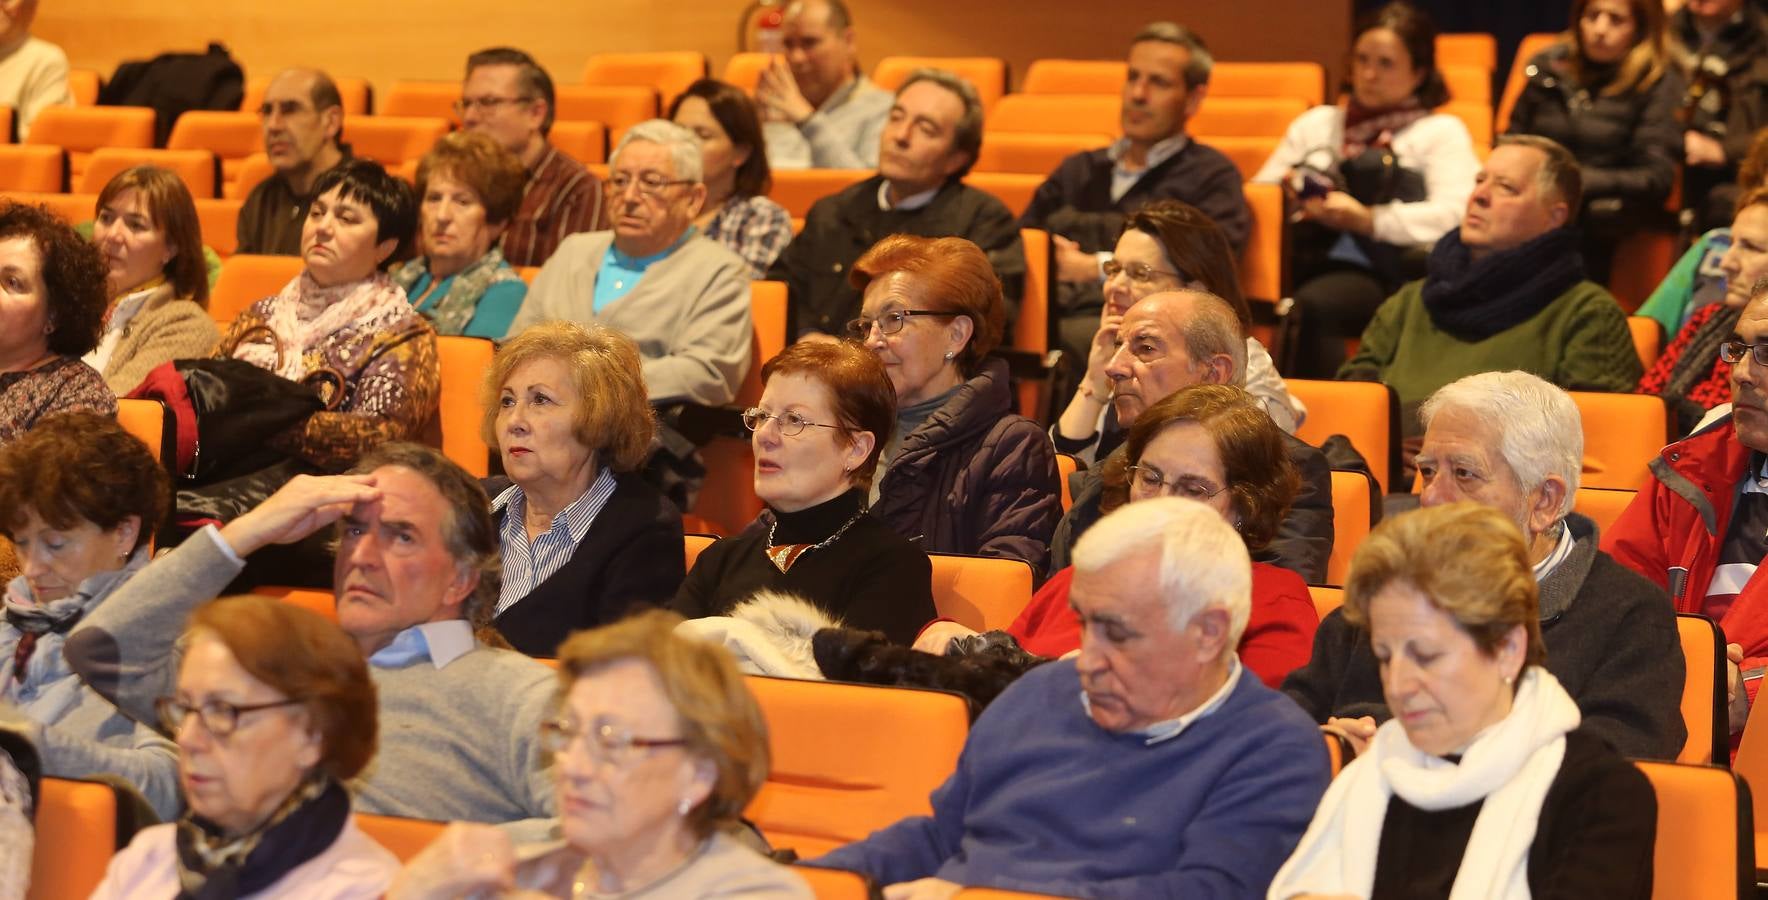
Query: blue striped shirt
491,468,619,616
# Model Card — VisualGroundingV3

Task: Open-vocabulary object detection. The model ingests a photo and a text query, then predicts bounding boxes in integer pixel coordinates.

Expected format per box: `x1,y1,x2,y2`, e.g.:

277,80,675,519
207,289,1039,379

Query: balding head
259,68,344,178
1103,290,1245,425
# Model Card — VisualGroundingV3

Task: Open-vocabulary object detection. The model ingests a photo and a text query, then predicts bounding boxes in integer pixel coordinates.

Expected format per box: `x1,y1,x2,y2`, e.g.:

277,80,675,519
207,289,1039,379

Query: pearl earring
943,350,955,361
677,797,692,815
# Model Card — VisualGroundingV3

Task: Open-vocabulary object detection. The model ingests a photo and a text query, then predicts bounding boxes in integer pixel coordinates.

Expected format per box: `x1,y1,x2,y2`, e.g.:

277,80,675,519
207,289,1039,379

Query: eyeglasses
608,171,695,198
1125,465,1228,502
155,695,306,738
1102,259,1184,285
741,407,851,438
1720,340,1768,367
539,716,686,766
451,95,535,115
844,309,960,340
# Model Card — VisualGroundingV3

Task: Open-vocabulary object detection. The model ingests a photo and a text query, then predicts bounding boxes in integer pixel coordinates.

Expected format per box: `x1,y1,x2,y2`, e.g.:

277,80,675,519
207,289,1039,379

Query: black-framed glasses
1720,340,1768,367
155,695,306,738
451,95,536,115
539,716,687,766
1102,259,1184,285
845,309,960,340
608,171,695,198
741,407,851,438
1125,464,1228,502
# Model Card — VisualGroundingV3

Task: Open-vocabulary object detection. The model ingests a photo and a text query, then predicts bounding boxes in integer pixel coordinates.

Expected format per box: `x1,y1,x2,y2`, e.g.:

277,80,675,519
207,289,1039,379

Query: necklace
765,508,866,574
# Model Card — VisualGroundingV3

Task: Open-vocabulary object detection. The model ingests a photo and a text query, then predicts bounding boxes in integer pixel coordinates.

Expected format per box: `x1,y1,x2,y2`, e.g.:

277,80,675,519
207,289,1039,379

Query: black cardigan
1371,729,1656,900
490,472,686,657
670,489,937,644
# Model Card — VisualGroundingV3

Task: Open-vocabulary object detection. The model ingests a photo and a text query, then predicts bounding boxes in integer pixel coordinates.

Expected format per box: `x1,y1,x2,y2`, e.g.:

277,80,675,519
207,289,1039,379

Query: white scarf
229,271,411,383
1267,667,1581,900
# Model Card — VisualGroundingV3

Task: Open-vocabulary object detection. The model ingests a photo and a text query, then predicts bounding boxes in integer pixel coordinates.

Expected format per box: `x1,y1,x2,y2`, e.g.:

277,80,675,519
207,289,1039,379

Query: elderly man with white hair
807,497,1329,899
1284,370,1684,760
512,118,753,407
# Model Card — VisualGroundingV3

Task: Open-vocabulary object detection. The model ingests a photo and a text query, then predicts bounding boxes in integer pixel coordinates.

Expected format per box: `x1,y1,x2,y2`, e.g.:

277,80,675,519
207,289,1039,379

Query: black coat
1282,513,1686,760
871,358,1062,577
490,472,686,657
768,175,1025,340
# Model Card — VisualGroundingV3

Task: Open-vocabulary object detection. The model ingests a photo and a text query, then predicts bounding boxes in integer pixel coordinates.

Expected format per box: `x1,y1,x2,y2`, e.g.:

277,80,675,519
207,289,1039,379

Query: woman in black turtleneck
1506,0,1682,283
670,341,936,644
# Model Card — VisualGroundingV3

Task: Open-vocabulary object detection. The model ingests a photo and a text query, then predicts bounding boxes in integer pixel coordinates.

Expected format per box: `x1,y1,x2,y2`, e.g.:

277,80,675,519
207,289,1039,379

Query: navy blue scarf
1419,226,1586,341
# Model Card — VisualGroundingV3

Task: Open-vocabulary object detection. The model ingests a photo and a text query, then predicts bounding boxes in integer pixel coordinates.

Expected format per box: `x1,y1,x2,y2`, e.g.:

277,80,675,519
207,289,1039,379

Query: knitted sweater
1340,278,1642,438
63,528,559,825
98,284,221,395
808,662,1329,898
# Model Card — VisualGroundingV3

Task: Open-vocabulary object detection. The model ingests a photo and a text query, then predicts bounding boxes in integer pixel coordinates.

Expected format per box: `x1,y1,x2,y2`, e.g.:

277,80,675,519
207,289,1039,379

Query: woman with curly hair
0,201,115,445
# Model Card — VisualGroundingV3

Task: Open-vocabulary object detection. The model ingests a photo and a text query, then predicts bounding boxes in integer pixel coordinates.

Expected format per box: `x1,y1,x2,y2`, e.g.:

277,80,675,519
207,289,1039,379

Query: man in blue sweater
808,497,1331,899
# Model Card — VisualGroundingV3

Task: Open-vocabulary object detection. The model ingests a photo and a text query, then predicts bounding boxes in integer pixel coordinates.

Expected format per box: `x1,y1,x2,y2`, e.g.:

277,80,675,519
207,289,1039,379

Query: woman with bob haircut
1268,502,1656,900
919,384,1317,688
390,131,530,339
86,165,220,395
92,595,395,897
390,609,811,898
850,234,1061,576
480,321,686,657
673,341,937,645
669,78,794,278
0,202,115,445
215,158,438,471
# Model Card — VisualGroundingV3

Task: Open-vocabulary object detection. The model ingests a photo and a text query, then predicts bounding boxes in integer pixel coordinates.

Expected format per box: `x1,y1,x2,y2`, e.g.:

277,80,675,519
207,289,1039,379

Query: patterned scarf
174,774,349,899
1419,226,1586,341
228,271,412,383
2,554,144,702
1341,96,1431,160
389,248,519,336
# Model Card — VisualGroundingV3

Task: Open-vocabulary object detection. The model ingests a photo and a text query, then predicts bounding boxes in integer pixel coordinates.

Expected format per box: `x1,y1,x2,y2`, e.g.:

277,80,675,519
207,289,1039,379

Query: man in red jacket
1604,286,1768,737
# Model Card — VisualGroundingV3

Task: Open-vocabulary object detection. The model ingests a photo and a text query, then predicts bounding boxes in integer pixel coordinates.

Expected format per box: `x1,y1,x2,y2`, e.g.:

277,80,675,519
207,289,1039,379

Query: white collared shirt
1105,133,1190,203
878,180,939,212
1080,655,1244,746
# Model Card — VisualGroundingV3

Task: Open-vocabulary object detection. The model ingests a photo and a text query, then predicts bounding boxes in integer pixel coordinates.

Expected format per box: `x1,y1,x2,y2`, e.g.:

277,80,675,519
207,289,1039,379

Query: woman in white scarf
1269,501,1656,900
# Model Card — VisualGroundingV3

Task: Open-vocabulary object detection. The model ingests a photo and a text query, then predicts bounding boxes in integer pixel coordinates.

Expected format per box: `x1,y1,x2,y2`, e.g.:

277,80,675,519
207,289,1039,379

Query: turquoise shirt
593,229,695,313
409,271,528,340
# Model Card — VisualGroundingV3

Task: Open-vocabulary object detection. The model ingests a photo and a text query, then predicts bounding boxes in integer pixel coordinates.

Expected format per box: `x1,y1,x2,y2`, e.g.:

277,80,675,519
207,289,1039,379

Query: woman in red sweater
918,384,1318,687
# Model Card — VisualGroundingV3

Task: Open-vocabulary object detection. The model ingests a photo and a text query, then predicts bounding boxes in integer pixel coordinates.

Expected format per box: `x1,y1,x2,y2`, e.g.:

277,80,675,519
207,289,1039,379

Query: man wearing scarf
1338,134,1642,472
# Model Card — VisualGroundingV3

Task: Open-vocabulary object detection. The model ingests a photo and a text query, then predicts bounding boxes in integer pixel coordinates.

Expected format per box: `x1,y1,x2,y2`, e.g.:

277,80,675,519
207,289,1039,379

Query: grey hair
1070,497,1251,655
1419,370,1583,518
1173,290,1247,387
612,119,705,184
1131,21,1215,88
1494,134,1583,224
896,67,985,179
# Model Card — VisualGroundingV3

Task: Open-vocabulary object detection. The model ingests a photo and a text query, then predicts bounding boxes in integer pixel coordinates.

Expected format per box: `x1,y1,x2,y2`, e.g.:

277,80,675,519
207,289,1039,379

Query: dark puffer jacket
871,358,1062,578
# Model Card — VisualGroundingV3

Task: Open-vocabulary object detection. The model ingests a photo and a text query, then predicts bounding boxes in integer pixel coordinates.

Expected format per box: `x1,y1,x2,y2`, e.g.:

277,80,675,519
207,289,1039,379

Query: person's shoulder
1252,560,1310,597
1227,666,1327,736
1555,280,1626,314
104,821,179,880
693,832,814,898
548,229,614,263
22,37,68,67
676,230,749,276
1181,138,1251,177
738,193,792,222
610,470,684,525
1556,728,1654,798
449,645,559,690
1583,549,1672,606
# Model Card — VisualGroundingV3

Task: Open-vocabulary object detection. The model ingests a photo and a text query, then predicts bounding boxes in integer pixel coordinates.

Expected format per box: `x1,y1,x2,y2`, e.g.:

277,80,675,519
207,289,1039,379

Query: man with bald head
237,68,350,255
1050,289,1334,583
756,0,892,169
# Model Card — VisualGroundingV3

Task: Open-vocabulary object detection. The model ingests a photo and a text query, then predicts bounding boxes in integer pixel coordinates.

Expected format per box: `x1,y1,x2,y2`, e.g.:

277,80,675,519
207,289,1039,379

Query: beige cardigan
101,283,220,395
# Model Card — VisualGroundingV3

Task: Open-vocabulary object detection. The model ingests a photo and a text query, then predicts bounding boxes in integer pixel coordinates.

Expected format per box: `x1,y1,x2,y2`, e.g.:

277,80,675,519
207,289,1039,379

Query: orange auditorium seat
116,398,166,462
1326,470,1377,587
722,52,771,92
341,116,450,168
31,777,152,900
967,171,1043,219
435,336,494,478
1308,584,1345,620
0,144,63,192
1442,63,1492,105
167,110,262,190
195,197,241,257
1634,760,1753,900
581,52,707,107
1021,59,1125,95
78,147,217,198
873,56,1007,111
555,85,660,135
1241,182,1285,304
209,254,304,324
1568,391,1669,490
928,553,1035,632
974,132,1106,176
381,81,461,120
258,585,338,622
988,94,1119,136
1497,33,1563,132
26,106,155,186
1436,33,1498,72
2,190,93,224
1188,97,1310,139
1290,379,1398,493
1628,315,1663,369
550,120,608,165
1210,62,1325,106
1016,228,1050,353
1571,486,1636,536
231,153,274,201
0,106,14,143
355,813,444,863
769,168,870,217
241,75,372,116
67,69,102,106
1205,135,1279,181
1438,100,1493,149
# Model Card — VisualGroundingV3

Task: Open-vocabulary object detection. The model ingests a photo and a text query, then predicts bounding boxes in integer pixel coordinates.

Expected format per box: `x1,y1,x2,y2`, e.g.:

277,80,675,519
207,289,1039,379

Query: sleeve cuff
201,523,246,568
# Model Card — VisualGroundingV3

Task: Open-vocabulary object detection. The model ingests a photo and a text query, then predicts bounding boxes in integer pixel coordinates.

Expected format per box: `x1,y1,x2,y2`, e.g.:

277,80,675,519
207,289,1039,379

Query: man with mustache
768,68,1024,340
1018,22,1250,369
1607,277,1768,741
236,68,351,255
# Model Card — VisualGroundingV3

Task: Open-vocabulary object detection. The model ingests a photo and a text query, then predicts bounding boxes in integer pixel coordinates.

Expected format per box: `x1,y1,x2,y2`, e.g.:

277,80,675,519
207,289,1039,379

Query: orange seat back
242,76,371,116
1,190,92,224
550,120,608,165
169,109,264,159
556,85,661,135
1210,62,1325,105
1323,730,1352,778
209,254,304,324
436,336,494,478
1681,614,1726,766
988,94,1119,136
115,398,165,463
1436,33,1498,72
341,116,450,168
79,147,217,198
1056,452,1078,514
1437,99,1493,149
581,52,708,108
768,168,870,218
30,777,141,900
1441,63,1492,105
1203,135,1279,181
1326,470,1376,588
27,106,155,186
1572,486,1637,536
722,53,772,93
196,197,241,257
1568,391,1668,490
689,437,761,537
974,131,1105,175
1610,230,1679,313
1241,181,1284,303
1634,760,1753,900
1021,59,1125,95
1288,379,1397,493
873,57,1006,111
354,813,445,862
1628,316,1664,370
928,552,1034,632
67,69,102,107
744,675,968,858
683,533,717,570
737,280,788,407
258,585,338,622
967,171,1042,219
0,144,63,192
231,152,275,201
1308,584,1345,621
1498,33,1564,133
1016,228,1050,352
381,81,461,120
1189,97,1311,138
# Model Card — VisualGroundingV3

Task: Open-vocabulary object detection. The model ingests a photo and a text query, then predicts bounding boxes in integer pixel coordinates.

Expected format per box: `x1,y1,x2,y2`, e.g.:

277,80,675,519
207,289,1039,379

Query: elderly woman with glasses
850,234,1061,577
391,610,812,898
673,341,937,645
512,119,752,408
917,384,1317,687
91,595,393,897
